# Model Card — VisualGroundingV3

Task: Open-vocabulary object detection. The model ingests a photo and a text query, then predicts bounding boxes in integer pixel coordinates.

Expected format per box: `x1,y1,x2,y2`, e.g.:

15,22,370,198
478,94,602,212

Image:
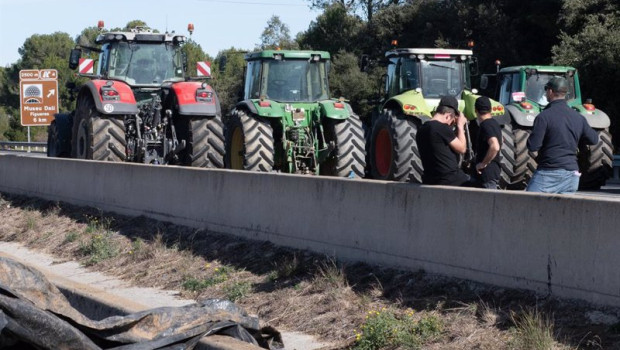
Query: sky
0,0,320,67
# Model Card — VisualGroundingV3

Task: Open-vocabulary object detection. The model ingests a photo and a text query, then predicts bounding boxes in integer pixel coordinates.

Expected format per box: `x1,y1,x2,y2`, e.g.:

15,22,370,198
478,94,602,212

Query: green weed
508,308,556,350
354,308,442,350
224,281,252,302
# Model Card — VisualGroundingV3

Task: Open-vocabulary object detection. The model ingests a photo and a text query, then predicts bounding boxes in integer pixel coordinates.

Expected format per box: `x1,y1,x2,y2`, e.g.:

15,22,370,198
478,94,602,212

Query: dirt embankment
1,193,619,349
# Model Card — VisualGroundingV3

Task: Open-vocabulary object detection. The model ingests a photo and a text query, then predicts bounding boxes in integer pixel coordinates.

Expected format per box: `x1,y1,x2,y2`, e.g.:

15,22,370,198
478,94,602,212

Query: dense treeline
0,0,618,150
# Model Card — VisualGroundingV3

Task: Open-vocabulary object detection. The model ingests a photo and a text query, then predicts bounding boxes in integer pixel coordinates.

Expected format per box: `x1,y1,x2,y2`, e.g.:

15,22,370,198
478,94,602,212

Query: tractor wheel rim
230,127,244,170
375,128,392,177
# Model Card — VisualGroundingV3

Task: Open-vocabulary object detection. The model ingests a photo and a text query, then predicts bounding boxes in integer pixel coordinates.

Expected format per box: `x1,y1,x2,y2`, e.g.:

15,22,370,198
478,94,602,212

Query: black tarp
0,256,283,349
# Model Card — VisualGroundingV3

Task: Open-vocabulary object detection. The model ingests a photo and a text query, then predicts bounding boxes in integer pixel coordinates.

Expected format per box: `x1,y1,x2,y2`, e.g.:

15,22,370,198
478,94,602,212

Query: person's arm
449,112,467,154
582,120,600,146
476,136,500,173
527,116,547,152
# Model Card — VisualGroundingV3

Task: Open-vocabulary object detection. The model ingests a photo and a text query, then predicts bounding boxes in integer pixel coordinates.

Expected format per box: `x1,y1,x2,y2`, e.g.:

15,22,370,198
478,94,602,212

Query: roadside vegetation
1,193,619,349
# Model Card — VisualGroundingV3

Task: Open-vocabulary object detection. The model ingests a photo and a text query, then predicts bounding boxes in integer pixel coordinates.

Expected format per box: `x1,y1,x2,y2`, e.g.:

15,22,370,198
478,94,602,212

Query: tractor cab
95,28,186,87
243,50,330,102
384,48,476,101
496,66,578,110
69,22,188,88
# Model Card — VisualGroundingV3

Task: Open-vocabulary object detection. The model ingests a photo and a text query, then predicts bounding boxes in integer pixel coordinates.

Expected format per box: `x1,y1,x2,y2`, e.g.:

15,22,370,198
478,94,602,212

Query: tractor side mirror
480,75,489,90
469,57,479,76
182,53,188,73
69,49,82,70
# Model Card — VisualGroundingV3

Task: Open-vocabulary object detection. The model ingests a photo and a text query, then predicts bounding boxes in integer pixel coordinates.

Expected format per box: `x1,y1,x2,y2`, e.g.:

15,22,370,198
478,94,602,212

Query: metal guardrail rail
612,155,620,182
0,141,47,153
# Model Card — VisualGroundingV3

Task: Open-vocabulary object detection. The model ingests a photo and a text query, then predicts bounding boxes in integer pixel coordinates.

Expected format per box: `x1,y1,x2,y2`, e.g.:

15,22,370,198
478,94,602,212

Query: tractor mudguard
236,99,284,118
578,108,611,129
319,100,351,120
506,104,535,127
82,80,139,115
171,82,220,117
462,90,506,121
388,90,432,119
51,112,73,153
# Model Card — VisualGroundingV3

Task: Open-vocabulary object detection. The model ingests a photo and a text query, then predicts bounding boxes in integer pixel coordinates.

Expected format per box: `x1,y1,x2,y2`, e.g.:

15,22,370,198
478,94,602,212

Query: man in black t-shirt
473,96,502,189
417,96,470,186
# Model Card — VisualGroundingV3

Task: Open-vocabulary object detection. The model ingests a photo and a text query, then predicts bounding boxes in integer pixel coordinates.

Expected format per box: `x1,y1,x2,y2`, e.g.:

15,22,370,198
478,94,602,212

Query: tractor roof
386,48,473,58
245,50,331,61
95,27,185,44
498,65,577,74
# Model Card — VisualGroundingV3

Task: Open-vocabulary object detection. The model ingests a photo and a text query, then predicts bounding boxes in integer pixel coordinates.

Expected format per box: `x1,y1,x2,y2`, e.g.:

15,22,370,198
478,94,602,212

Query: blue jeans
526,168,580,194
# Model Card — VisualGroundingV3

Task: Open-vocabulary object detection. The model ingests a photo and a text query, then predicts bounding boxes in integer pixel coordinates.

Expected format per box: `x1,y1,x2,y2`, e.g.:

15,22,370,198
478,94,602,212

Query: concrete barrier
1,154,620,307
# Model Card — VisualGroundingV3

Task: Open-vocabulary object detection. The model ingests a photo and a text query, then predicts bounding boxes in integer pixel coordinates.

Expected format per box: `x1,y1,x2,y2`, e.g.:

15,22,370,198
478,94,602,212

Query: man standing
417,96,470,186
473,96,502,189
526,77,599,194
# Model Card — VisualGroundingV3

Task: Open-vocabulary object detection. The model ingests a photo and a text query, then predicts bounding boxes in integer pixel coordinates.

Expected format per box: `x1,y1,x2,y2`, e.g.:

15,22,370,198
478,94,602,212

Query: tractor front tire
177,116,225,168
225,109,275,172
320,114,366,177
499,123,536,189
578,129,613,190
369,110,422,182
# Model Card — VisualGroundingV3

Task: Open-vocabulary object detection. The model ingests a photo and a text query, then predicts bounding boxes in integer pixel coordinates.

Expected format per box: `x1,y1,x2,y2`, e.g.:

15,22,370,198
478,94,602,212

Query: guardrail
613,155,620,182
0,141,47,153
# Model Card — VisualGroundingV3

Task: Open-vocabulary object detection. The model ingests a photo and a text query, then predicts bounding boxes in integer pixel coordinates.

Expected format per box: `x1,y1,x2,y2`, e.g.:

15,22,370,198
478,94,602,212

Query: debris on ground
0,256,283,350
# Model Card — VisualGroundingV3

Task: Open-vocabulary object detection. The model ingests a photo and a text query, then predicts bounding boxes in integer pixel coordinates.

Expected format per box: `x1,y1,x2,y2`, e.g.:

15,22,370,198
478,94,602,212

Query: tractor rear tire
75,115,126,161
320,114,366,177
177,116,225,168
225,109,275,172
499,123,536,189
578,129,613,190
369,109,422,182
47,121,62,157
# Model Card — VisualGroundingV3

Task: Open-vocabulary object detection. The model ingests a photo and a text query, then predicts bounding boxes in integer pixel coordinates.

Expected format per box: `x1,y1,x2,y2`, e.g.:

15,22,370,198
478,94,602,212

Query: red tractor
47,21,224,168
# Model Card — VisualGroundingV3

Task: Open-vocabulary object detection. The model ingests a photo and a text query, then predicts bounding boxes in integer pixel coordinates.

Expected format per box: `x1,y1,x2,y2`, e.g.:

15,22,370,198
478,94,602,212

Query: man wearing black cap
416,95,470,186
473,96,502,189
526,76,599,194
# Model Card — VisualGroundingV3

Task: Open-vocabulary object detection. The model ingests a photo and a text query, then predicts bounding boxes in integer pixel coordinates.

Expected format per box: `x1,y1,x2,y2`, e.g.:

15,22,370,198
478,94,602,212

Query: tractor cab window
261,59,329,102
419,60,463,99
98,44,110,76
107,41,184,85
398,58,420,93
498,73,520,105
525,73,576,106
245,61,261,99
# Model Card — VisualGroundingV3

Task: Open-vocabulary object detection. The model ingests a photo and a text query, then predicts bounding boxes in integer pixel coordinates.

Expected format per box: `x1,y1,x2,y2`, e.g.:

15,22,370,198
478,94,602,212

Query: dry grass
1,193,619,349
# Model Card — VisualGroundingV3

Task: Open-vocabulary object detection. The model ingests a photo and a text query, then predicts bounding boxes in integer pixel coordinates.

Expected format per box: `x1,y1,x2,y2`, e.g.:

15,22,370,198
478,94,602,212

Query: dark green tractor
482,65,613,189
225,50,366,177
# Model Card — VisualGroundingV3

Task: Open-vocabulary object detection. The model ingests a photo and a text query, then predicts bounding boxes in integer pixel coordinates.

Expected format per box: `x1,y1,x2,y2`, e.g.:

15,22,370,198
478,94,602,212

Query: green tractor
366,48,506,182
225,50,366,177
481,65,613,189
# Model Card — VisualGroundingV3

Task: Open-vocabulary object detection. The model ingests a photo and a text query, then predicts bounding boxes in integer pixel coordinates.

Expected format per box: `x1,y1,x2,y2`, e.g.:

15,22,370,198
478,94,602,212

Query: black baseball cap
544,77,569,93
438,96,459,114
475,96,492,113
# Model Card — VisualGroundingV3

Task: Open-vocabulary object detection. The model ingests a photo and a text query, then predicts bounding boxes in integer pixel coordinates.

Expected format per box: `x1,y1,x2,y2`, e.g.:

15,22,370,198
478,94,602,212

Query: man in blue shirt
526,77,599,194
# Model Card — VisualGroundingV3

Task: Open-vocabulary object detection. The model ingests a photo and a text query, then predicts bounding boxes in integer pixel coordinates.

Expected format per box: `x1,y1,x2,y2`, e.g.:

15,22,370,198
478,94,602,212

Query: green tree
183,39,211,78
307,0,403,22
329,51,379,118
552,0,620,150
211,48,247,116
298,3,365,54
259,16,298,50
